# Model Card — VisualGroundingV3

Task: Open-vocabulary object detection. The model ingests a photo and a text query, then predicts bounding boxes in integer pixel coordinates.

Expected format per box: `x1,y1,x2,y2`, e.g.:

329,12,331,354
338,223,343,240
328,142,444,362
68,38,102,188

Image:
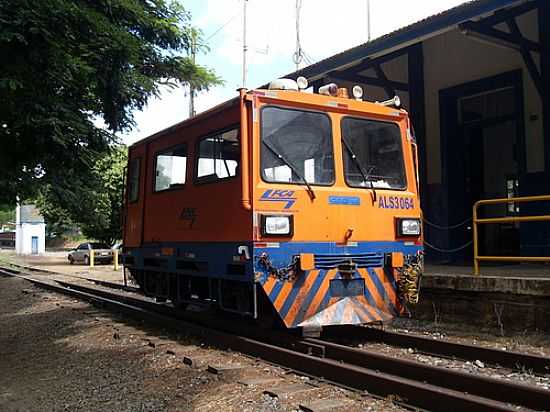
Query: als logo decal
378,196,414,210
259,189,296,209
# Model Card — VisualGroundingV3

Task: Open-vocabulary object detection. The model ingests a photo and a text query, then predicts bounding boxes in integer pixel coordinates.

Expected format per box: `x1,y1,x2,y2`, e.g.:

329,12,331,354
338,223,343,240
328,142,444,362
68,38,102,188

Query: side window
128,158,140,202
78,244,87,250
154,145,187,192
196,128,239,182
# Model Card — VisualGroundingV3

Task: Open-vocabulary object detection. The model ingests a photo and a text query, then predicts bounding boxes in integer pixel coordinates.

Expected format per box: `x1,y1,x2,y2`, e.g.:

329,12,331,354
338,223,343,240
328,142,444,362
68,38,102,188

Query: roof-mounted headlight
296,76,308,90
352,85,363,100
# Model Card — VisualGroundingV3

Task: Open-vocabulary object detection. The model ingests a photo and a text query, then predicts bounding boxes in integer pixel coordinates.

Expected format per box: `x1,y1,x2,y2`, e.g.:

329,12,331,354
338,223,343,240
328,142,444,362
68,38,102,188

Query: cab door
124,145,147,247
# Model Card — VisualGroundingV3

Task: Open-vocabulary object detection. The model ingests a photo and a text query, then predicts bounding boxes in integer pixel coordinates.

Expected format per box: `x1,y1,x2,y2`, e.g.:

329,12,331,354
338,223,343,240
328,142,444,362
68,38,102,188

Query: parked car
68,242,113,265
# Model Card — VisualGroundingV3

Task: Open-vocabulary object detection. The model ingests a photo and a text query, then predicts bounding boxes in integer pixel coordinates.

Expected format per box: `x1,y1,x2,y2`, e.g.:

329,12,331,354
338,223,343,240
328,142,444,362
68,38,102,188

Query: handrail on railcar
473,194,550,275
239,88,252,210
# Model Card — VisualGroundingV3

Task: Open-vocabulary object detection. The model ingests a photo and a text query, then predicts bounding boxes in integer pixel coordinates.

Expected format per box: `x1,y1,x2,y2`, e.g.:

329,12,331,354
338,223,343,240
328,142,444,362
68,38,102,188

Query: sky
122,0,467,145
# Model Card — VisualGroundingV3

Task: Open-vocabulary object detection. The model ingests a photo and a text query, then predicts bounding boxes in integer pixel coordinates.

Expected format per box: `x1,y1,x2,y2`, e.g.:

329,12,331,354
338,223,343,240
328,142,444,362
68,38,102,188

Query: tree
0,204,15,227
0,0,220,203
37,146,128,245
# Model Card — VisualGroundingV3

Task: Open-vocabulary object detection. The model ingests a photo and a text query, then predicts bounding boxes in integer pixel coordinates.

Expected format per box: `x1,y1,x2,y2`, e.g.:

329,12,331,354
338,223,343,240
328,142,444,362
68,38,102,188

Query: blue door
31,236,39,254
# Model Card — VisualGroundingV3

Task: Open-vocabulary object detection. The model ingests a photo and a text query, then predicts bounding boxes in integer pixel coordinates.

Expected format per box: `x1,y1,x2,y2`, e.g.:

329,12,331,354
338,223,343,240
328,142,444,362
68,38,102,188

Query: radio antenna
242,0,248,88
293,0,304,70
367,0,372,41
189,30,197,118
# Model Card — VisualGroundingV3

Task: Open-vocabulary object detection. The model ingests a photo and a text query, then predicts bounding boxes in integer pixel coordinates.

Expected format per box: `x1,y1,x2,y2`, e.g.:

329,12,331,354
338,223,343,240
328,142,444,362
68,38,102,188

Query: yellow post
90,249,94,268
113,248,119,271
473,202,479,276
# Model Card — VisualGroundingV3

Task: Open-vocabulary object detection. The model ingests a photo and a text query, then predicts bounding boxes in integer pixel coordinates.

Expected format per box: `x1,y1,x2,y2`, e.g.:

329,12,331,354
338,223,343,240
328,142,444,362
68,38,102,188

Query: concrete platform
415,264,550,332
424,264,550,296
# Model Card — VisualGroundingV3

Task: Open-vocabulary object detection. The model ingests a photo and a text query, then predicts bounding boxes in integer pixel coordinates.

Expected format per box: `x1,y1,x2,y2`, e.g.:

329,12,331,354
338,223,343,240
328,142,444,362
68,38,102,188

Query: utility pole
242,0,248,88
189,31,197,118
367,0,372,41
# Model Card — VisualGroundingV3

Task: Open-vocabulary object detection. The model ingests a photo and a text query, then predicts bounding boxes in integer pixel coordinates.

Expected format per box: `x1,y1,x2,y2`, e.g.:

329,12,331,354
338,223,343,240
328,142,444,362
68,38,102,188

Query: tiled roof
19,205,45,224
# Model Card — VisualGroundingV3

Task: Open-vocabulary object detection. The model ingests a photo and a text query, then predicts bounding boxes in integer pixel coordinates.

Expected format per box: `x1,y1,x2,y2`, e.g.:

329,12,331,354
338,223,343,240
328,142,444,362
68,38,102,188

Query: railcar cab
248,79,422,329
123,77,423,330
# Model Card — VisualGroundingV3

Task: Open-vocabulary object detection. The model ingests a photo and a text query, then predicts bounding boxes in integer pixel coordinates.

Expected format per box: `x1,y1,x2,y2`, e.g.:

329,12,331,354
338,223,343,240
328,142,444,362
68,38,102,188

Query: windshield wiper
262,139,316,200
341,137,377,202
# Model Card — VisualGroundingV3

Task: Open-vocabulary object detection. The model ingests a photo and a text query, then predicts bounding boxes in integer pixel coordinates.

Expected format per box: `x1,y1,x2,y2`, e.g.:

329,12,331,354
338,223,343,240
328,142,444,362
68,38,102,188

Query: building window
128,158,140,202
154,145,187,192
196,128,239,182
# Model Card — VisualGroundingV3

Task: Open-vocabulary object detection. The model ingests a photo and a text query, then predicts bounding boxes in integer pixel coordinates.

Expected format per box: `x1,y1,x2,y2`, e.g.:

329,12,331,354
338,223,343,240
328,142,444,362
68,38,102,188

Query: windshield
341,117,406,190
261,106,334,185
90,243,110,249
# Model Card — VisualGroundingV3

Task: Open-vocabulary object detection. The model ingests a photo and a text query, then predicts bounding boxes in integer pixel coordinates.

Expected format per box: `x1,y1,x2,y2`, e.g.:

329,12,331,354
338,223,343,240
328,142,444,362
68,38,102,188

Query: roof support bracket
459,2,545,97
326,47,409,98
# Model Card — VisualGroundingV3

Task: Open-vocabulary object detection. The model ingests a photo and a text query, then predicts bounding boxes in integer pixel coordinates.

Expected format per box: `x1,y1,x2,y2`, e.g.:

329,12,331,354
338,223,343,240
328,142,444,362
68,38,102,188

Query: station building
15,204,46,255
288,0,550,266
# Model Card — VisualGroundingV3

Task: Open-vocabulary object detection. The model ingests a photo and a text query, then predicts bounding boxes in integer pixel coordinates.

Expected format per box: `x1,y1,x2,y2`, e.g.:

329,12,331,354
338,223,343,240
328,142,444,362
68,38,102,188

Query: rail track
324,325,550,375
1,264,549,412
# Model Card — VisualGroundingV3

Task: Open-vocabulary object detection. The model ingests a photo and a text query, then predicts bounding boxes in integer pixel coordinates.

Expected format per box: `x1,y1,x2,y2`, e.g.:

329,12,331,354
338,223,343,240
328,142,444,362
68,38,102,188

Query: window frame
340,115,407,191
259,105,336,187
152,143,188,194
127,157,141,203
193,125,240,185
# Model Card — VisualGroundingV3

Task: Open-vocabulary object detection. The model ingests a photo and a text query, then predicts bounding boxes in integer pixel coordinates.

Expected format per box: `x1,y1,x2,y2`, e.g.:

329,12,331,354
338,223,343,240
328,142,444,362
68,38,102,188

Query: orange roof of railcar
129,96,239,149
130,86,407,149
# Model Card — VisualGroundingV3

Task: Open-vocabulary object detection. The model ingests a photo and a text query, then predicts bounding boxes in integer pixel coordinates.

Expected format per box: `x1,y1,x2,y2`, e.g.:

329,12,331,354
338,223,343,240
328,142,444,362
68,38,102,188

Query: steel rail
324,325,550,375
1,267,548,411
0,264,139,292
307,337,550,411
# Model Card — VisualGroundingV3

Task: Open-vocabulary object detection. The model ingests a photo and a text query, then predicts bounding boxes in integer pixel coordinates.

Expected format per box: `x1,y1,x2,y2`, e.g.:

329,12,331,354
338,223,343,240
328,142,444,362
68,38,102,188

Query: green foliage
0,204,15,226
37,146,128,245
0,0,221,203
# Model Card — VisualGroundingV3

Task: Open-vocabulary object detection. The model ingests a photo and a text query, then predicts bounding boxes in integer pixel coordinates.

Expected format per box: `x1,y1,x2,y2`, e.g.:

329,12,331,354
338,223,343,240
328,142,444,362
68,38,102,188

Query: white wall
16,223,46,255
423,9,543,184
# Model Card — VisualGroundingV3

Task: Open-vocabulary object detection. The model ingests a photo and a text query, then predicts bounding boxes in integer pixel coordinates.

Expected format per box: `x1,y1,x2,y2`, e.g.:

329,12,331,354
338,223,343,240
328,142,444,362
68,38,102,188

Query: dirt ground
0,250,125,284
0,275,402,412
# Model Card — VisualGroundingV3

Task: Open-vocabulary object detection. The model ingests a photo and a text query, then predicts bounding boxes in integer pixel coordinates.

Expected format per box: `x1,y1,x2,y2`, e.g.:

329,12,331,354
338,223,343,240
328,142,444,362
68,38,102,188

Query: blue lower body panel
254,241,423,328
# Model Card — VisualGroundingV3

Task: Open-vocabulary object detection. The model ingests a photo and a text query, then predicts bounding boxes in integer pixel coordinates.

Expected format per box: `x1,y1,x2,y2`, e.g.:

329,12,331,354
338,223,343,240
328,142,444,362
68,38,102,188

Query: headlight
397,218,421,236
352,85,363,100
261,215,293,236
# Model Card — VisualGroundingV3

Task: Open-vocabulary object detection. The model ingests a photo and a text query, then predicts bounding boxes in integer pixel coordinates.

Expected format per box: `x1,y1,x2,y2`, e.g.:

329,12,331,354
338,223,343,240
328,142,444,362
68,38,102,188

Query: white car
68,242,113,265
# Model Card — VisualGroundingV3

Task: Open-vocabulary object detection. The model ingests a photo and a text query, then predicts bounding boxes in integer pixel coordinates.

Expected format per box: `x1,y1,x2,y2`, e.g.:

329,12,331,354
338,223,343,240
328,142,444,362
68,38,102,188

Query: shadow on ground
0,276,237,412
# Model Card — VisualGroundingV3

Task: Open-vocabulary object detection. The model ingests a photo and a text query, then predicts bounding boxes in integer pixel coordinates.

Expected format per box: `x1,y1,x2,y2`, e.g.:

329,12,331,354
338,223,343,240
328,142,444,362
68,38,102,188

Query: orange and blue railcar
123,78,423,331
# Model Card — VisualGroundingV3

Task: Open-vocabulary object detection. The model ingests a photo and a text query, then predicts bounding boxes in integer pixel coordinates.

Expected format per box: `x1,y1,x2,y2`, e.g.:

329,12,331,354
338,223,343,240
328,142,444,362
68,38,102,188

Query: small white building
16,204,46,255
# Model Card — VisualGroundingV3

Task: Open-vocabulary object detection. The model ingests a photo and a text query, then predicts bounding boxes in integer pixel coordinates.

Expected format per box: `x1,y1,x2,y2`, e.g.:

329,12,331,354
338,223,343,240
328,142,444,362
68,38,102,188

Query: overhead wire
205,14,238,42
